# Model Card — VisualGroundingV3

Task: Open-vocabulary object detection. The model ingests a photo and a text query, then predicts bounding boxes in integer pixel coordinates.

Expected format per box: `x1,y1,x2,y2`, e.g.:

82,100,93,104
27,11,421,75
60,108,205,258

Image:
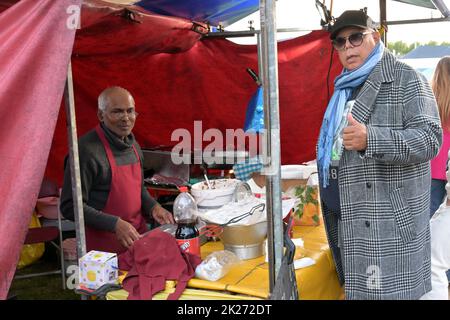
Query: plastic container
62,238,78,277
173,187,200,257
190,179,239,210
36,196,59,219
173,187,198,222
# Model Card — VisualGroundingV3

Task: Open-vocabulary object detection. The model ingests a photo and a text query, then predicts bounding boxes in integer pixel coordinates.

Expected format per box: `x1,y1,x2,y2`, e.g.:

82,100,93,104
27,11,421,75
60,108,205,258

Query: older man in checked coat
317,10,442,299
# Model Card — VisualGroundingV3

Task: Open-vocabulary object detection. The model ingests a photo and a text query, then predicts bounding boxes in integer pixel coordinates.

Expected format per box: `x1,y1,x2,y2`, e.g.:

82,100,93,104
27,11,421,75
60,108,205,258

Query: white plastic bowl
191,179,239,210
281,164,317,179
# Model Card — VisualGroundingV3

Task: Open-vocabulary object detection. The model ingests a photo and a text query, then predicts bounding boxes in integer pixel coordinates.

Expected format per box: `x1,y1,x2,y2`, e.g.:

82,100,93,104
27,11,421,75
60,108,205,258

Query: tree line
388,40,450,56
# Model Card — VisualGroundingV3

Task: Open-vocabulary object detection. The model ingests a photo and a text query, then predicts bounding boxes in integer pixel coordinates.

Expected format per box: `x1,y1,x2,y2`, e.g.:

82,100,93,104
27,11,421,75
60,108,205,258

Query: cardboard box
79,250,118,290
252,173,307,192
251,173,309,191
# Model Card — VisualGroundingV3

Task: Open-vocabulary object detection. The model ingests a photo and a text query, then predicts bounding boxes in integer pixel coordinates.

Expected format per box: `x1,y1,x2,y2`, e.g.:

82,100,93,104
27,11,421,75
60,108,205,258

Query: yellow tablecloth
106,224,343,300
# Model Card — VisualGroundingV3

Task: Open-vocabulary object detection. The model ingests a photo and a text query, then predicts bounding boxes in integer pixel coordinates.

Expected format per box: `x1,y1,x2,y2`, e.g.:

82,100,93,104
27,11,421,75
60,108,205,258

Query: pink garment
431,130,450,180
0,0,80,299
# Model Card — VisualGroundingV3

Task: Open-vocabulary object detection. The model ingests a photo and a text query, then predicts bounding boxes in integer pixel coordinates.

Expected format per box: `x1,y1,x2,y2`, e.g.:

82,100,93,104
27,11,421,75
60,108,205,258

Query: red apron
85,125,147,254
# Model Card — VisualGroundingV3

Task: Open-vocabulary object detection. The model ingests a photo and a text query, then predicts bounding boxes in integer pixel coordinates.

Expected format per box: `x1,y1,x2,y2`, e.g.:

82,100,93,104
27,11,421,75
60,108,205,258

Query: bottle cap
178,186,189,193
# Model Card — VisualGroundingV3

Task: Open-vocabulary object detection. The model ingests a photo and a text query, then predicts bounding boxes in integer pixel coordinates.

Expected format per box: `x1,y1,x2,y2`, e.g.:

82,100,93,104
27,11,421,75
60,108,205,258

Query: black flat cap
330,10,379,39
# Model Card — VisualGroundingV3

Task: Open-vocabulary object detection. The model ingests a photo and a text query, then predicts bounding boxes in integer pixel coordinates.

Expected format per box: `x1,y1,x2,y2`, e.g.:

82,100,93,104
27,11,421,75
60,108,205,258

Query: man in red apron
60,86,174,254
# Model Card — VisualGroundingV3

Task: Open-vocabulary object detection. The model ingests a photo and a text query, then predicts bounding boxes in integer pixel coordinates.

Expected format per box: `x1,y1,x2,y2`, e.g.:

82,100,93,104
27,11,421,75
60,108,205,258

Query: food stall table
106,224,343,300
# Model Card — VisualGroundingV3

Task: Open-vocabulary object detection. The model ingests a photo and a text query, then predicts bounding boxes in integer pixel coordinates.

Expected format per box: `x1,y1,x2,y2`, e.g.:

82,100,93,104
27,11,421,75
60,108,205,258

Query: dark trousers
430,179,446,218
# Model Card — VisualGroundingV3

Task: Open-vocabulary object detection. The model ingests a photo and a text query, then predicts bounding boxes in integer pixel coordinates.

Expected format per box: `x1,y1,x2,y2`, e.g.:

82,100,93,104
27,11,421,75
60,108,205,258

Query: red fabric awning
0,0,342,187
45,29,341,184
0,0,80,299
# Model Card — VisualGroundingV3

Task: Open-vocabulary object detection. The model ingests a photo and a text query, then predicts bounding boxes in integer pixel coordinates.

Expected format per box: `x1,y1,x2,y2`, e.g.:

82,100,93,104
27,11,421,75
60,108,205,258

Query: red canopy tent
44,1,340,185
0,0,342,299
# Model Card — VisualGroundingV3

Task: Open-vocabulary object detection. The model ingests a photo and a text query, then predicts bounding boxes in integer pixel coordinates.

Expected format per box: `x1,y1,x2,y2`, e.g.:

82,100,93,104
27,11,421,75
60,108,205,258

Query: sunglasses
332,31,373,51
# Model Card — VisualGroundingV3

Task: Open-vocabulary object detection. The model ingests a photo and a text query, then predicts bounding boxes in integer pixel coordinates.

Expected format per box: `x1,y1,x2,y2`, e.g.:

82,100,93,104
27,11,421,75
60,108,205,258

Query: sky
226,0,450,45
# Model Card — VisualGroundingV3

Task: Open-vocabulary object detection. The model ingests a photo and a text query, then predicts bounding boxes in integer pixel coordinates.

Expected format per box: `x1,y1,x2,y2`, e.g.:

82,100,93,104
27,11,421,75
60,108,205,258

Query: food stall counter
106,224,343,300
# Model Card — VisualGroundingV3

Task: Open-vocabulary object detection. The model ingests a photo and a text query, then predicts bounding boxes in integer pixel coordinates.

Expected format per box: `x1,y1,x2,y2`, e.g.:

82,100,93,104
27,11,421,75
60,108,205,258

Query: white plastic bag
195,250,240,281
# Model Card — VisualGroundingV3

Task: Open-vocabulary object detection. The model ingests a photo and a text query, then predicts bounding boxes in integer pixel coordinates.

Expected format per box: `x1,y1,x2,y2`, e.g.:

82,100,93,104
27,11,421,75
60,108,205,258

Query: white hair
98,86,134,112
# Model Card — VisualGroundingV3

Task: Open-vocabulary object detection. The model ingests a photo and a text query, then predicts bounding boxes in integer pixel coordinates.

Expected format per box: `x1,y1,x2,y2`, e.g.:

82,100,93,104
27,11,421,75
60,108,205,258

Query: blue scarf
318,41,384,188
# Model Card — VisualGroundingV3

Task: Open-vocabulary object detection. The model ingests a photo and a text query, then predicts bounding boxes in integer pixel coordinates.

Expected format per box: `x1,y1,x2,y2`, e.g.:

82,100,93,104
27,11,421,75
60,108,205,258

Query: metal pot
219,221,267,260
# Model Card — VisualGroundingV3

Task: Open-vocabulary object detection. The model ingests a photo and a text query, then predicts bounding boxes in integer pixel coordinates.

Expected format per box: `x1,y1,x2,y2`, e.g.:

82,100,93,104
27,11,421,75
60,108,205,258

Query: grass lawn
9,244,80,300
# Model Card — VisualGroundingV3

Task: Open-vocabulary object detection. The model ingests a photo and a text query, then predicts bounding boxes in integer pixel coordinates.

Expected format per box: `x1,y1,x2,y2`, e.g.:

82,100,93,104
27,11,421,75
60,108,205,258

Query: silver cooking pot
219,221,267,260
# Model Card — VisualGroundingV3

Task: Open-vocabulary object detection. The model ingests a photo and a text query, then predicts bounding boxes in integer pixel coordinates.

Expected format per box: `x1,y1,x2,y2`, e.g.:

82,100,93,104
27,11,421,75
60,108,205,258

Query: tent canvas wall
0,0,81,300
0,0,342,298
45,1,342,185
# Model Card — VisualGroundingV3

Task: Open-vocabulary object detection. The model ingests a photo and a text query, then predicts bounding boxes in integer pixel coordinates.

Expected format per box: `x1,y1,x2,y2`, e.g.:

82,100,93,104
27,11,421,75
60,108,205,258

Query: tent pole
386,16,450,25
379,0,387,44
259,0,283,292
64,61,87,265
257,33,264,92
204,28,316,38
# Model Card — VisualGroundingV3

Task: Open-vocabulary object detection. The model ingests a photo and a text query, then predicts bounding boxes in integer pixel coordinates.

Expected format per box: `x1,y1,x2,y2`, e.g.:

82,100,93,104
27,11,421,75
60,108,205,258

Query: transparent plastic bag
332,100,355,161
195,250,240,281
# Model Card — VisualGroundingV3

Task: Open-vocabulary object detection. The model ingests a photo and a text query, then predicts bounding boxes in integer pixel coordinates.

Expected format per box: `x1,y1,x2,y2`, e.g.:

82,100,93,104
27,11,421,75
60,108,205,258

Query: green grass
9,245,80,300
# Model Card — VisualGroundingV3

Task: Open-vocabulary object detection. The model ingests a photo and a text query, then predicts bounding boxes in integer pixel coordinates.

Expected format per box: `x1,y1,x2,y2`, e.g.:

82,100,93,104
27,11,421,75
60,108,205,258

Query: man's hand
343,113,367,151
152,205,175,225
115,218,140,249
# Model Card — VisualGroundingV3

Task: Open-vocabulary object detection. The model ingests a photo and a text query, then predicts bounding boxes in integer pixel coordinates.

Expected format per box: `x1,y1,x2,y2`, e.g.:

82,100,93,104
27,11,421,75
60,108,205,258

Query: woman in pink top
430,56,450,217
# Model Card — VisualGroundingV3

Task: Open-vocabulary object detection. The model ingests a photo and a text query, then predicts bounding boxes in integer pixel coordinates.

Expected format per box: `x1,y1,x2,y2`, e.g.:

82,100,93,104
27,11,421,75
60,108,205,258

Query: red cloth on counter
118,228,202,300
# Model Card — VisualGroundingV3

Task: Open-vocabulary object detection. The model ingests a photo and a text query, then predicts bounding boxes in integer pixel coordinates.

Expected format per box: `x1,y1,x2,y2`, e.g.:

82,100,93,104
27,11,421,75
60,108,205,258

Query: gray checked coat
320,50,443,300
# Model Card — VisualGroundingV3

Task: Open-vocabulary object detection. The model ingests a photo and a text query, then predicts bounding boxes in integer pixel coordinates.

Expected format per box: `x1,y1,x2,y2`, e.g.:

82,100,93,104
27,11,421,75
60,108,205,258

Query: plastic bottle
173,186,200,257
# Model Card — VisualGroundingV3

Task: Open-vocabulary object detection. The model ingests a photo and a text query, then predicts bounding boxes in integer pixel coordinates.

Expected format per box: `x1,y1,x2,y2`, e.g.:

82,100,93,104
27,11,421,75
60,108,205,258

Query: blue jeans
430,179,446,218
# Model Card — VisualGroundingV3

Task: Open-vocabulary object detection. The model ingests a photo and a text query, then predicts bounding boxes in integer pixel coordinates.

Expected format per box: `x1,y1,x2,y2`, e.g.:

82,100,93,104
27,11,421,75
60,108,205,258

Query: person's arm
360,73,442,164
59,153,118,232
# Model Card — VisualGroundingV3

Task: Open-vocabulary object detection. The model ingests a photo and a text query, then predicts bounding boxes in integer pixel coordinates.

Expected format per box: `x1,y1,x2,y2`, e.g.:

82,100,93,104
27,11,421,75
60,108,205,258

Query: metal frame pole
57,201,66,290
380,0,387,44
431,0,450,17
257,33,264,96
203,28,316,38
259,0,283,292
63,62,86,263
386,16,450,25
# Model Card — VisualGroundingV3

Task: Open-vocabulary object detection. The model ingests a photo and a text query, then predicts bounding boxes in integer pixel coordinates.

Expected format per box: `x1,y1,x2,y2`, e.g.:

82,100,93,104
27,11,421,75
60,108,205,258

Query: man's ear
372,30,381,43
97,109,104,122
